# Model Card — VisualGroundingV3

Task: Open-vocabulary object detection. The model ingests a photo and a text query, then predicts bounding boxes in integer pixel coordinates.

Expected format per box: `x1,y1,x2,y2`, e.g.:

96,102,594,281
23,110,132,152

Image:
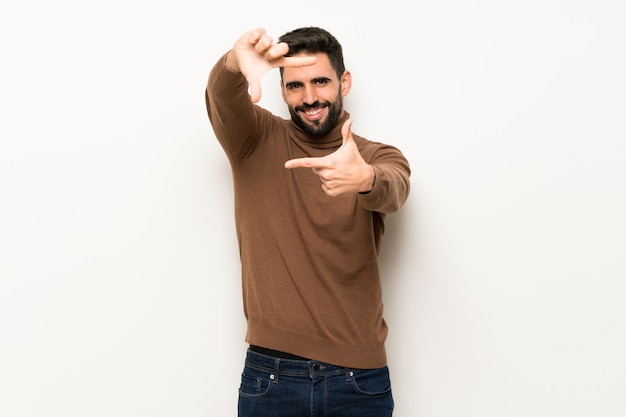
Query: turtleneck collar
288,111,351,150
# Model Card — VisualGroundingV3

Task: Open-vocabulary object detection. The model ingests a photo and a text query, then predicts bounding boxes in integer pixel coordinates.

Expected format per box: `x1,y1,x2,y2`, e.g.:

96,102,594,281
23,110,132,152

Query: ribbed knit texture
205,54,410,368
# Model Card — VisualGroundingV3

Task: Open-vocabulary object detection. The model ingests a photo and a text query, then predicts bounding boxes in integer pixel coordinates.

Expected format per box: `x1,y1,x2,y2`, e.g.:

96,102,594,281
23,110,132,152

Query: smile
305,108,323,115
300,105,328,122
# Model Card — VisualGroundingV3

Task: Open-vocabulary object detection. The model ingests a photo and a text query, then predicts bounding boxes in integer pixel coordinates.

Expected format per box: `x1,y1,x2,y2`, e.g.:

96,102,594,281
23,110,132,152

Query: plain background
1,1,625,416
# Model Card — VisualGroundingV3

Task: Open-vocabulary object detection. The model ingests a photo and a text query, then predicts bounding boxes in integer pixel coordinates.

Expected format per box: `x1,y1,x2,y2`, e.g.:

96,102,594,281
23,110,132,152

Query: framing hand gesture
227,28,317,103
285,119,375,197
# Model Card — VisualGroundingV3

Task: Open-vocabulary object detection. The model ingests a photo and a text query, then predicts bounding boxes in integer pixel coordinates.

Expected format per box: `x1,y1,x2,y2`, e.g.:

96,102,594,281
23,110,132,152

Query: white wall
1,1,624,416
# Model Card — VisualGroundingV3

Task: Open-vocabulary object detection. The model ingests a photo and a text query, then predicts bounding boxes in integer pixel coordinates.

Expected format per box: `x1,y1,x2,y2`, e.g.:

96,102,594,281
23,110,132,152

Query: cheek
283,93,301,107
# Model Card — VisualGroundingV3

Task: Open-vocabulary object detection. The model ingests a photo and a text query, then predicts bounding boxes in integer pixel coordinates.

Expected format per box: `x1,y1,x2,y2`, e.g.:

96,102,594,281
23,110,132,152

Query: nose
302,85,318,105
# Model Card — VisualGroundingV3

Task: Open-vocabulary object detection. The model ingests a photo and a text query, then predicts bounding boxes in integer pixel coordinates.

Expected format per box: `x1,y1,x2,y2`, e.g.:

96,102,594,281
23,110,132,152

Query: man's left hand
285,119,375,197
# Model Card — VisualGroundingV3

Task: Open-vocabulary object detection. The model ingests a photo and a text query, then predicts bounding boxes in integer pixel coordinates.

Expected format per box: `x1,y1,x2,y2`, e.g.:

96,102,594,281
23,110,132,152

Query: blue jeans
238,349,394,417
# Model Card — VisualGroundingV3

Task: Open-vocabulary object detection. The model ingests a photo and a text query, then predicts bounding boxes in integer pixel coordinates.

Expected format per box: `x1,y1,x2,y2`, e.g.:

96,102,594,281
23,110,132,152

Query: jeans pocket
349,367,392,396
238,367,273,398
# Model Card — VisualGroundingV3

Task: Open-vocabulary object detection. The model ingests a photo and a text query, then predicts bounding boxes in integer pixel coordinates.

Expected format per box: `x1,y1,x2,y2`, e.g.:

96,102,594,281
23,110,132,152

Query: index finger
273,55,317,68
284,157,324,169
264,42,318,68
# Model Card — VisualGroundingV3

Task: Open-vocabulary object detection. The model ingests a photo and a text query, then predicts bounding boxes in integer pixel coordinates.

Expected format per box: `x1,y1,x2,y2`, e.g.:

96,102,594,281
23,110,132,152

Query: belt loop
271,358,280,383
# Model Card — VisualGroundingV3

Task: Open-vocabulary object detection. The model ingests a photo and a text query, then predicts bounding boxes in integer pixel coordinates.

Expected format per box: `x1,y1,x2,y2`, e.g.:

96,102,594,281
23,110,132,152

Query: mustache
295,101,330,112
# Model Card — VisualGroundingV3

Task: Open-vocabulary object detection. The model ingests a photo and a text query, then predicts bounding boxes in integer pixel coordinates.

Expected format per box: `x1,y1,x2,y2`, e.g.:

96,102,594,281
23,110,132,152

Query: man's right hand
225,28,317,103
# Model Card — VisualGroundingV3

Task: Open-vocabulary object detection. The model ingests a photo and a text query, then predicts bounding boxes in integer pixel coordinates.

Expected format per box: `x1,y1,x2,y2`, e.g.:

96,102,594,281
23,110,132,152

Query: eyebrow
284,77,332,89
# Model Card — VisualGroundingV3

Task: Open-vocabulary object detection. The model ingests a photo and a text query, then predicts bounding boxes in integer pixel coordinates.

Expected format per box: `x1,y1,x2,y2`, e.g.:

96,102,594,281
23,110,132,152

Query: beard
288,94,343,137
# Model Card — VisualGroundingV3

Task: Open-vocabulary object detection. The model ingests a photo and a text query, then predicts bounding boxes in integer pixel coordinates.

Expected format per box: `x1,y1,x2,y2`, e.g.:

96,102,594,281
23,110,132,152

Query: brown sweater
205,53,411,368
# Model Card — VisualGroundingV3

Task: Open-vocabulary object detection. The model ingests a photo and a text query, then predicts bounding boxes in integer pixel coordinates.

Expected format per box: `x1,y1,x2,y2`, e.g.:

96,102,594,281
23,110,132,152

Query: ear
340,70,352,97
280,79,287,102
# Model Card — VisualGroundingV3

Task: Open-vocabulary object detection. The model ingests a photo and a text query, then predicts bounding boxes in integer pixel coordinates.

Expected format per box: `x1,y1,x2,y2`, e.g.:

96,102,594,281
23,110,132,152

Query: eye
314,78,329,86
286,82,302,91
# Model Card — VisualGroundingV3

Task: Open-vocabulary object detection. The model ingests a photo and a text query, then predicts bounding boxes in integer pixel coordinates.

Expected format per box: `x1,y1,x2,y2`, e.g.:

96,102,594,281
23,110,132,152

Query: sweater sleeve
358,143,411,214
205,53,263,163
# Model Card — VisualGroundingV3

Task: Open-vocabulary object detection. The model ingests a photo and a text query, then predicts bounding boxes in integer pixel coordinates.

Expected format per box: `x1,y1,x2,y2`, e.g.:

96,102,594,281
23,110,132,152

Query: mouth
299,105,328,122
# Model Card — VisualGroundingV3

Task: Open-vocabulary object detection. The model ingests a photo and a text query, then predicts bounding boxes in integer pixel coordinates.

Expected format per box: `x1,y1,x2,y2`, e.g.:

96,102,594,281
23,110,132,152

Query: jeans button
312,363,320,371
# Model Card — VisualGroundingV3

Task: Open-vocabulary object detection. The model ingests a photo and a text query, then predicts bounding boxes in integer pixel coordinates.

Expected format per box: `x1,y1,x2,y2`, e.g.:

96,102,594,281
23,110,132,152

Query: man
205,26,410,417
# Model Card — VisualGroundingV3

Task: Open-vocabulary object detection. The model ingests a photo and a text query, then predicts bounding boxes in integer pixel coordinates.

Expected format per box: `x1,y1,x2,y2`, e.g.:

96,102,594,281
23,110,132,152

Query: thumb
248,78,262,103
340,118,354,147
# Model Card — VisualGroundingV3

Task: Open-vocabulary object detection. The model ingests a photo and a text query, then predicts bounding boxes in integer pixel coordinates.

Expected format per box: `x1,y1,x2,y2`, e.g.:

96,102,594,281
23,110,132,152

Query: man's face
281,53,351,136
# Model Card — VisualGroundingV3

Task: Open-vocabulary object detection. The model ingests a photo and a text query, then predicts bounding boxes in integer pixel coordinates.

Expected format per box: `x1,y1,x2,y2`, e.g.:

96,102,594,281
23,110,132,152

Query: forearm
205,53,259,161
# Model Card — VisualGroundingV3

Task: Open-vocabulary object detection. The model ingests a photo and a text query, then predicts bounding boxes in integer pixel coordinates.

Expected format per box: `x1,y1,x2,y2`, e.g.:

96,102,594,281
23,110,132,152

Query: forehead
282,52,336,82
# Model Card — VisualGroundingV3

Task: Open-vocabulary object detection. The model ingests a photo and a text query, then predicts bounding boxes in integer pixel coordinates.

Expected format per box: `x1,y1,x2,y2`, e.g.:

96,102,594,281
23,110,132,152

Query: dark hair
278,27,345,79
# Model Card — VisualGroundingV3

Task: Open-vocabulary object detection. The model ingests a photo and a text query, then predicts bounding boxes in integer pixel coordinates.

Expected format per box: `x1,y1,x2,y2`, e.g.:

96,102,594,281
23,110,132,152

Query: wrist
359,165,376,194
224,50,240,72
